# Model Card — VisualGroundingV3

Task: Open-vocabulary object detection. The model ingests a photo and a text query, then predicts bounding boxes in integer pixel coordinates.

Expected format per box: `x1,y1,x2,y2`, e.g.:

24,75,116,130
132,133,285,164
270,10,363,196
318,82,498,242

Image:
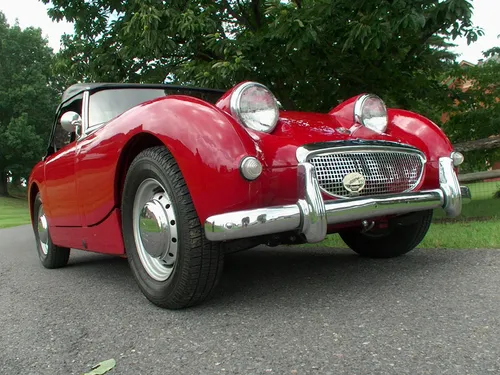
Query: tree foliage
45,0,481,114
442,47,500,172
0,12,58,195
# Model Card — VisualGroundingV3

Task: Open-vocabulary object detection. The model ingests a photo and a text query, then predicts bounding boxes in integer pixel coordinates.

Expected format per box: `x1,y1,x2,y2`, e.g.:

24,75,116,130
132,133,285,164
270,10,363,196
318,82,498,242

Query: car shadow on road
61,246,453,310
205,246,452,309
64,251,137,289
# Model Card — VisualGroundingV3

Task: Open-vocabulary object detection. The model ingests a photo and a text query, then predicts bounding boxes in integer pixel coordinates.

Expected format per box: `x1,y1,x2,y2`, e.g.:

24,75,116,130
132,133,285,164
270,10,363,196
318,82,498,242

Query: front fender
95,96,263,224
387,109,453,159
386,109,454,190
142,96,265,222
329,96,454,163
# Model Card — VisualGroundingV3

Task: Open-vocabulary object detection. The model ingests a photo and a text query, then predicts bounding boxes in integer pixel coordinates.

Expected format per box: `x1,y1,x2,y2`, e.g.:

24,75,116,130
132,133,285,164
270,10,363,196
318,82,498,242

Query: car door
43,95,83,227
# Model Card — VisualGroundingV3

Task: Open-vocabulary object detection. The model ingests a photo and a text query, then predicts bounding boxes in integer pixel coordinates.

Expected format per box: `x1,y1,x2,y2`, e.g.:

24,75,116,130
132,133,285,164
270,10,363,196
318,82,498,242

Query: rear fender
28,161,45,223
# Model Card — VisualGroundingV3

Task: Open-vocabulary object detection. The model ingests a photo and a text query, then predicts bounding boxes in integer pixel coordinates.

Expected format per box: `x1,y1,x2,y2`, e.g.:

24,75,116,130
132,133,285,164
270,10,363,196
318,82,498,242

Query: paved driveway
1,224,499,374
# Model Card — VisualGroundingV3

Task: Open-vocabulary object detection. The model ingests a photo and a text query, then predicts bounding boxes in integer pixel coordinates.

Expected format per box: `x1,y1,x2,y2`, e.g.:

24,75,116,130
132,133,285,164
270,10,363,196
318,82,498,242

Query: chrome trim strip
296,144,427,163
297,163,327,242
324,190,444,225
204,189,444,242
353,93,372,124
81,91,90,135
439,157,462,217
353,93,388,133
75,90,91,142
204,205,301,242
297,139,420,152
77,90,108,142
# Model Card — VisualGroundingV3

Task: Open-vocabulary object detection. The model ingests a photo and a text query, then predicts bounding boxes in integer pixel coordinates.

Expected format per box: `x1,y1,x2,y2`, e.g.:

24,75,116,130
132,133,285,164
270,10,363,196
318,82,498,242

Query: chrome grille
309,150,425,198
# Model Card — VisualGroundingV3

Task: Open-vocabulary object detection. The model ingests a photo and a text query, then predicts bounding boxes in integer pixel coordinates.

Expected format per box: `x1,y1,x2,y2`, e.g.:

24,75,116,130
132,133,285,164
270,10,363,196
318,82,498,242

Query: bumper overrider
204,157,471,243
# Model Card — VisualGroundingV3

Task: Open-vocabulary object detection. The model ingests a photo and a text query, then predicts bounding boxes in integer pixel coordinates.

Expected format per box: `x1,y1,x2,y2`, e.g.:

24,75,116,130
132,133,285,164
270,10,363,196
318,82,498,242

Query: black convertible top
61,82,226,104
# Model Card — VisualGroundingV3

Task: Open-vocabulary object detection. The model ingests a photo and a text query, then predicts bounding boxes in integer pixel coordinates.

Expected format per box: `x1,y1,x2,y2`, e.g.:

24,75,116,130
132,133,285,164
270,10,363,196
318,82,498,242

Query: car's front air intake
308,149,425,198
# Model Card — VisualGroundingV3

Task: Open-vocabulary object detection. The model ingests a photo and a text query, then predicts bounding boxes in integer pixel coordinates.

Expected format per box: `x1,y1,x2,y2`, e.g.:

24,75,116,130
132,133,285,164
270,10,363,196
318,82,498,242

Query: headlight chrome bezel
353,93,389,134
230,81,279,133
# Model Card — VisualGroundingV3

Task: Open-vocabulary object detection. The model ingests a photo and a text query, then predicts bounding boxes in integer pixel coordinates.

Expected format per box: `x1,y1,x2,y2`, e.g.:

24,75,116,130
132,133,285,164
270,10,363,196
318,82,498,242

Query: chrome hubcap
133,179,178,282
37,206,49,255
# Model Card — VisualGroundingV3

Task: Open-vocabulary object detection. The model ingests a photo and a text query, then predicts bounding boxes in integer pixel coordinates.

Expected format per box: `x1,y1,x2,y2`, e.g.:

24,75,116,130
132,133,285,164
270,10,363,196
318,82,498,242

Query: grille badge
343,172,366,194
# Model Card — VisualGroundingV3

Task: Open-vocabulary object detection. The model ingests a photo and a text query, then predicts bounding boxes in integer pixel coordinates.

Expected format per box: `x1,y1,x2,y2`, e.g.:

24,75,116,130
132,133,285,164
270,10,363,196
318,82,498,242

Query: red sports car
28,81,470,309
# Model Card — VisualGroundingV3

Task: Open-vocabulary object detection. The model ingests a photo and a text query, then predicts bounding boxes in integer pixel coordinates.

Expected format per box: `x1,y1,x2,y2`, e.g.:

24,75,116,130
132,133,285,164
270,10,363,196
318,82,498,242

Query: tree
0,12,58,196
45,0,481,114
441,46,500,172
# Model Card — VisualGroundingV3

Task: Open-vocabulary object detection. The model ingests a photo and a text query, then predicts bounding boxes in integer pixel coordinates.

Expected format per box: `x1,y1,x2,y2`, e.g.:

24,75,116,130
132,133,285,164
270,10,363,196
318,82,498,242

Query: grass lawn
419,219,500,248
309,181,500,250
315,218,500,250
0,196,31,229
466,180,500,200
433,197,500,221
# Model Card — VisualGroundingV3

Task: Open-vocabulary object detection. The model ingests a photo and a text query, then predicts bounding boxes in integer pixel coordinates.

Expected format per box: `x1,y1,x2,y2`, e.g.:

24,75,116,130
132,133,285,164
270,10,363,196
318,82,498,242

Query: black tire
121,146,224,309
339,210,433,258
32,193,70,268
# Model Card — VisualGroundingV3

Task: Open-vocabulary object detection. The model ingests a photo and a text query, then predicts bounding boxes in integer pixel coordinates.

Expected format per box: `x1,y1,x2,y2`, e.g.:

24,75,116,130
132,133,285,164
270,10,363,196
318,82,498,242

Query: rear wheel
121,146,224,309
339,210,433,258
32,193,70,268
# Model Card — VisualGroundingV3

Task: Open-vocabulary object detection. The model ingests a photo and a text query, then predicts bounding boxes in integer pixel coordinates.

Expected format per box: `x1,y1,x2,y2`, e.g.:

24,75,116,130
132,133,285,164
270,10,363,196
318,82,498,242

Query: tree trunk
0,170,9,197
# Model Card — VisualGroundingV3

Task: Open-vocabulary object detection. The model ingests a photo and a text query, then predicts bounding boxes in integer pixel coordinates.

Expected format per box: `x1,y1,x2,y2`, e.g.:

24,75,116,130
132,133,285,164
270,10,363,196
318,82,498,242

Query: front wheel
339,210,433,258
121,146,224,309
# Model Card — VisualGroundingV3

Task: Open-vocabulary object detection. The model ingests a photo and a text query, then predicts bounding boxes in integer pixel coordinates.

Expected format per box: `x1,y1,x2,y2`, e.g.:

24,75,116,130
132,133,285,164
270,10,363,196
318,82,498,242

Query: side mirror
60,111,82,134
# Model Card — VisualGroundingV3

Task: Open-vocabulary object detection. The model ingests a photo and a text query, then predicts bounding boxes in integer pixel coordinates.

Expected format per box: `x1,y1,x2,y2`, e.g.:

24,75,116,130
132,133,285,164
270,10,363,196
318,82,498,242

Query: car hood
248,111,417,168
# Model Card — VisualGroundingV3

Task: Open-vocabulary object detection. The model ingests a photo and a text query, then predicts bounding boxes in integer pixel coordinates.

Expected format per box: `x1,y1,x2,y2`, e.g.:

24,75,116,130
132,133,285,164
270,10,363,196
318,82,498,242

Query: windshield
89,88,166,127
88,87,224,127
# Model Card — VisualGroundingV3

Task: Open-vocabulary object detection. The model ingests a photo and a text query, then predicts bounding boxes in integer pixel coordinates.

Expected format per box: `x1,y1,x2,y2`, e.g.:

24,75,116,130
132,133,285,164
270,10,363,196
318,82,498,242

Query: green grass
432,181,500,221
0,196,31,229
466,180,500,200
419,219,500,248
309,181,500,250
433,198,500,221
315,218,500,249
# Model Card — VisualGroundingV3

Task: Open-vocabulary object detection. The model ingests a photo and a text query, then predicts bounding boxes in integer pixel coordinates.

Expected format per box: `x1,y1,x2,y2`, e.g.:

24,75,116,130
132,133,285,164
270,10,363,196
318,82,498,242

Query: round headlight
230,82,279,133
354,94,388,133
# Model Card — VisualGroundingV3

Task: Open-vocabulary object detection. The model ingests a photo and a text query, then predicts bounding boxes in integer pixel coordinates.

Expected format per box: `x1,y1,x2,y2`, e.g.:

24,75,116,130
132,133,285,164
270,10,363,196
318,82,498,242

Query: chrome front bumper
204,157,471,243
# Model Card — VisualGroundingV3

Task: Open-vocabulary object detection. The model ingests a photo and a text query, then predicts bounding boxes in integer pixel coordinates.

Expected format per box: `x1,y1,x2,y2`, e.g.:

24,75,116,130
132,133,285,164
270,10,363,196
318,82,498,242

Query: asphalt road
1,225,500,375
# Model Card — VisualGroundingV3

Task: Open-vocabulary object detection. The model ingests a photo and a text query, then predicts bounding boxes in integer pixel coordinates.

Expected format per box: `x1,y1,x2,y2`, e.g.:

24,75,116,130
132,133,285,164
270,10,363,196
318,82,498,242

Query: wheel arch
28,182,40,224
114,132,165,208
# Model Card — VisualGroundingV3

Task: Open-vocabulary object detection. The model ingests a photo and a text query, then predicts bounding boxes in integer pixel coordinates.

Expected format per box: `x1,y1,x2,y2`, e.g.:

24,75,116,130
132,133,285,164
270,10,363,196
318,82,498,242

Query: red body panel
49,209,124,254
30,86,454,255
43,144,80,226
